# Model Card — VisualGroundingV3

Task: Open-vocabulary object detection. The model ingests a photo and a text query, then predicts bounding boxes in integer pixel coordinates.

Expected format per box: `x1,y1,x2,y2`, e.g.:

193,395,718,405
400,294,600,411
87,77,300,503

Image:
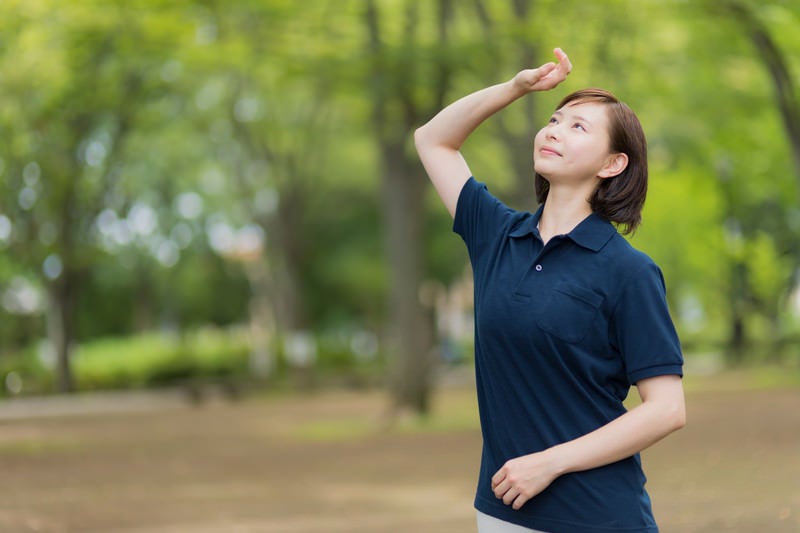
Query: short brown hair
534,88,648,234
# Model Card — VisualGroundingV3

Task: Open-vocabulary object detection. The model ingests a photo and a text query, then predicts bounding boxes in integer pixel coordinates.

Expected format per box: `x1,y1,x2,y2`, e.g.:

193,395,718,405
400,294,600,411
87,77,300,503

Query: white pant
476,511,549,533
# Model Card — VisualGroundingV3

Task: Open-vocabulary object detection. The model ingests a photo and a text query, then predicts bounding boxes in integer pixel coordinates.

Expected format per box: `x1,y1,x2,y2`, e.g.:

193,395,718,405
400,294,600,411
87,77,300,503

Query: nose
546,123,561,142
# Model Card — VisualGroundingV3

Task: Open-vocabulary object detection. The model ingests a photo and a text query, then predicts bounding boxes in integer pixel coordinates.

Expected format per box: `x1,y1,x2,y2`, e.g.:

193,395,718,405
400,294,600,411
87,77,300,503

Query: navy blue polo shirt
454,178,683,533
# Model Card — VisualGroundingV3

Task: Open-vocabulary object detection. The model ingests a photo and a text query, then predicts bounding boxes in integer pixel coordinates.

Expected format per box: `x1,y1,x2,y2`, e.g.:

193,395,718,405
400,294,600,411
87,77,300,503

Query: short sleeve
453,177,517,260
611,260,683,384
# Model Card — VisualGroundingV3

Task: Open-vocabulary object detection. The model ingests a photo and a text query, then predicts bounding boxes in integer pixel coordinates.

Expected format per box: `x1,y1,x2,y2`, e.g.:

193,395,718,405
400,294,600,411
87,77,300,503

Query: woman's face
533,101,618,185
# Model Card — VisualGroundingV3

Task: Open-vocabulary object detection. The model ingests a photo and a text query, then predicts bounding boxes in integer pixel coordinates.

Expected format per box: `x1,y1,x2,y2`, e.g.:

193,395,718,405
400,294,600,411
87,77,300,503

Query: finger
512,493,529,510
562,55,572,75
535,62,557,81
502,487,518,506
493,480,509,498
553,47,572,75
491,471,504,490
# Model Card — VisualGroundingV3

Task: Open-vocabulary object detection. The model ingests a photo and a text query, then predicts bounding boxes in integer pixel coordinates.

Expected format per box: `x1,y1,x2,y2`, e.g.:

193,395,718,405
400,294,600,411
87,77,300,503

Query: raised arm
414,48,572,218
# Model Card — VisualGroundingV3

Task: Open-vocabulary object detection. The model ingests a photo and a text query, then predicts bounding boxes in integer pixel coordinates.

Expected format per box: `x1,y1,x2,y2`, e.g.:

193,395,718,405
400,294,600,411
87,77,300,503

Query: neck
538,185,594,244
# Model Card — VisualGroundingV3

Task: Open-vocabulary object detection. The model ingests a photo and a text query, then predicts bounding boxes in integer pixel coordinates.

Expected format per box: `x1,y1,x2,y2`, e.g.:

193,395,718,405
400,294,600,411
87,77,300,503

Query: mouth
539,146,562,157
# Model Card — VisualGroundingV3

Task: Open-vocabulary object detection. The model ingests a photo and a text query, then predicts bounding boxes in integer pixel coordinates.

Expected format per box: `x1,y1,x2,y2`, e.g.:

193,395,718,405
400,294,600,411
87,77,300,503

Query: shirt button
535,264,543,272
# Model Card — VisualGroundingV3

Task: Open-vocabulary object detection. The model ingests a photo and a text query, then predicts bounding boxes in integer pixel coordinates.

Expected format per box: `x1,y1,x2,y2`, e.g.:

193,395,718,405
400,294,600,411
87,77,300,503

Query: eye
573,123,586,132
548,116,558,124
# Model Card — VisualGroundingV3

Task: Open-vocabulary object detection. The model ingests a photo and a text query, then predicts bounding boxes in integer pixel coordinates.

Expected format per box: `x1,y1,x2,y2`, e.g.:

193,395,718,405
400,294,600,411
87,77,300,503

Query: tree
0,1,186,390
720,1,800,180
706,0,800,361
362,0,447,414
471,0,544,212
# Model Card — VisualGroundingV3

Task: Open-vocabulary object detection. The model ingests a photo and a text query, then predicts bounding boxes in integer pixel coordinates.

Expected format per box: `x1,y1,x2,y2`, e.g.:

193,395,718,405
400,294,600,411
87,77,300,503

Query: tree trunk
272,182,310,333
382,143,435,414
242,256,277,379
725,261,748,366
47,275,77,393
364,0,448,416
363,0,463,415
133,269,154,332
727,314,746,366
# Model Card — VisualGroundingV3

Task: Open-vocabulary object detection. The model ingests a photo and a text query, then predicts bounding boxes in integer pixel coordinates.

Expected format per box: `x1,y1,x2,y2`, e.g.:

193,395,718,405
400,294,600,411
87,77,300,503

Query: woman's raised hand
512,47,572,93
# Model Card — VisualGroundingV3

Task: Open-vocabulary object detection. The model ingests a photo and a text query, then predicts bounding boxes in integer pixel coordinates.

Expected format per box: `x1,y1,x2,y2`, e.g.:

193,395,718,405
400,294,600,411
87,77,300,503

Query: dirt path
0,384,798,532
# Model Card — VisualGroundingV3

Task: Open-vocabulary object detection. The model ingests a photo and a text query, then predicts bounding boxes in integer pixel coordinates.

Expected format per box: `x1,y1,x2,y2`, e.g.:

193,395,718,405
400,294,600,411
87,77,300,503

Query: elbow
649,395,686,435
414,125,439,160
413,124,429,150
640,375,686,434
413,123,461,161
667,401,686,433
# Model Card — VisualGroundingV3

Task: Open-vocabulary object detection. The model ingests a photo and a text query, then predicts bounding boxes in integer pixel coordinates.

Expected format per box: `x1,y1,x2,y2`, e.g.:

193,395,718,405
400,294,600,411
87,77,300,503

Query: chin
533,164,554,178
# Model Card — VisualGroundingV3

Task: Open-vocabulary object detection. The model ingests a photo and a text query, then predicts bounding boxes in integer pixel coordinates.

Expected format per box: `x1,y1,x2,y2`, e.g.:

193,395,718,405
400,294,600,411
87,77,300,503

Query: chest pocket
536,282,604,344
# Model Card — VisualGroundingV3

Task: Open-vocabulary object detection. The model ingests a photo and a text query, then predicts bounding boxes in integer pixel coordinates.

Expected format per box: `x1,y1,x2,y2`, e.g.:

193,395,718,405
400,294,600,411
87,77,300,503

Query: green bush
73,328,250,391
1,327,390,396
0,348,53,397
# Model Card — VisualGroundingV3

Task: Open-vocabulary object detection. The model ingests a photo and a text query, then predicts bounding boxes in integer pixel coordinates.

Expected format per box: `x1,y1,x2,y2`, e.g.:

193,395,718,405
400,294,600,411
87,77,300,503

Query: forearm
415,48,570,150
414,49,570,218
492,384,685,511
414,80,525,150
414,79,529,217
547,382,685,476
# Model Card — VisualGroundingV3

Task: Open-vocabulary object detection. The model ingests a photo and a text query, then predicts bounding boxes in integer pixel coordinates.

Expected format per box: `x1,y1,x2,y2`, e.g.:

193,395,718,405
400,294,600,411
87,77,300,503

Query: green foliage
1,0,799,390
0,347,53,397
1,327,389,396
72,329,251,390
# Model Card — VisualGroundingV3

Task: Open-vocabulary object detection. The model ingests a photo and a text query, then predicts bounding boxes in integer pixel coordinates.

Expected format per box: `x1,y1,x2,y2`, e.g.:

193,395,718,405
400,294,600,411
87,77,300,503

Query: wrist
543,445,571,477
505,78,529,99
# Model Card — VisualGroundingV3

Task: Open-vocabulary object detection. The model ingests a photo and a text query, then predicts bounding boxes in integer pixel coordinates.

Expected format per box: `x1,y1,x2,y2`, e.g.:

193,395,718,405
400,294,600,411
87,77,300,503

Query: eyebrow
553,110,592,124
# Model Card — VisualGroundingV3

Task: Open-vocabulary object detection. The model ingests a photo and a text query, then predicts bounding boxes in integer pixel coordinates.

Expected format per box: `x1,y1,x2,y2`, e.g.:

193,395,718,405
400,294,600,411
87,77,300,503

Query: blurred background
1,0,798,406
0,0,798,530
0,0,800,533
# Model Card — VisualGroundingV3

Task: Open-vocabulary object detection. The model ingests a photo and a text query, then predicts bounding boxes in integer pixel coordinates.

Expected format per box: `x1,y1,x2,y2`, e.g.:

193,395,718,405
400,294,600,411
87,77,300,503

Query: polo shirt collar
508,207,542,239
509,206,617,252
569,213,617,251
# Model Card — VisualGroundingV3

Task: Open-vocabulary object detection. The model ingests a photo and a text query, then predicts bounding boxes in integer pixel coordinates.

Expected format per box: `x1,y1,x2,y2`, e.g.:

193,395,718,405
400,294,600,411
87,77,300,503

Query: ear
598,153,629,179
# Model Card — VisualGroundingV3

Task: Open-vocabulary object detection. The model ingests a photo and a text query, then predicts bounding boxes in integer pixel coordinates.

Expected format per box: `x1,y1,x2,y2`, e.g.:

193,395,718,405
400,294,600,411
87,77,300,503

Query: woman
414,48,686,532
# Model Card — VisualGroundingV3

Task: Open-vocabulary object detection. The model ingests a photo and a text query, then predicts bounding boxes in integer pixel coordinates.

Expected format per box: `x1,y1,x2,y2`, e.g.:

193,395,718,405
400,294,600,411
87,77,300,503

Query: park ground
0,369,798,532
